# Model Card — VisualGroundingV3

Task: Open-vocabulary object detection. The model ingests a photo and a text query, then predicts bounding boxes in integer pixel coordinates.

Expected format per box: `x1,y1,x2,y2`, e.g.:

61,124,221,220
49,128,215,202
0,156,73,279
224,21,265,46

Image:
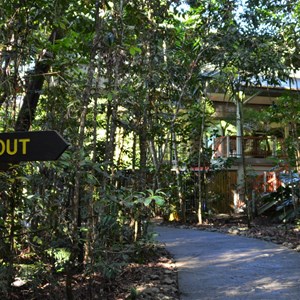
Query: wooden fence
207,170,237,213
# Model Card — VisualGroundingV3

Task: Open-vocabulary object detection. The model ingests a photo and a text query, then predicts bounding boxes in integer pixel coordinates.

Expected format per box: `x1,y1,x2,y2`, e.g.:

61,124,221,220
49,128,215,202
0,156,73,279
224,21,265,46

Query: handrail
212,136,285,159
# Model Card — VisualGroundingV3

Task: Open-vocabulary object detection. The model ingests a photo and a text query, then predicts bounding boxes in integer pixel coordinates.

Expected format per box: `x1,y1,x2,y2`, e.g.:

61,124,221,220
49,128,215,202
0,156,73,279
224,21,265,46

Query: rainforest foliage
0,0,299,298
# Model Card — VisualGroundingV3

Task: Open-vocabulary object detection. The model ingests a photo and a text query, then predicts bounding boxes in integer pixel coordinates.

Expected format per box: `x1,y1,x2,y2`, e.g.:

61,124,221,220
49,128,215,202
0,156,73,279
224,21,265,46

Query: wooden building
206,73,300,212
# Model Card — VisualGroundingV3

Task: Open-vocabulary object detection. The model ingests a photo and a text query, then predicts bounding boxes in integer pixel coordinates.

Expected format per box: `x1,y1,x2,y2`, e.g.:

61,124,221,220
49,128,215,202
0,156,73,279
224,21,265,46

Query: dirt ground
8,245,179,300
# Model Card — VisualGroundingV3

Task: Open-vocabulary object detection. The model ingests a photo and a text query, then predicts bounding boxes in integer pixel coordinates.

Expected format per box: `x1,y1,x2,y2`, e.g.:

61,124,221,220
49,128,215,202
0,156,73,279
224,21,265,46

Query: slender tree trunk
132,134,137,171
172,131,186,222
290,123,299,216
139,122,148,189
8,183,16,286
104,100,118,177
86,94,99,298
236,97,250,224
149,138,161,190
0,55,11,108
197,95,207,225
104,0,125,184
291,123,300,172
67,2,102,298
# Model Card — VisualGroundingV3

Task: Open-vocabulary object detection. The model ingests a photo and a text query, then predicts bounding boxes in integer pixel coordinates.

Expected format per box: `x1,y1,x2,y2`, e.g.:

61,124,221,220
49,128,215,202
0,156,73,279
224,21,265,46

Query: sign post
0,131,69,163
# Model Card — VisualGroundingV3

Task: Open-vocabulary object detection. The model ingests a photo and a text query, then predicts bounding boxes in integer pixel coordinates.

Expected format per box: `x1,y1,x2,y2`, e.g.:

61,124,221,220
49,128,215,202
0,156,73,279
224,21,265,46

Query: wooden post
236,102,242,158
226,136,230,158
272,136,277,157
273,172,277,191
252,190,256,215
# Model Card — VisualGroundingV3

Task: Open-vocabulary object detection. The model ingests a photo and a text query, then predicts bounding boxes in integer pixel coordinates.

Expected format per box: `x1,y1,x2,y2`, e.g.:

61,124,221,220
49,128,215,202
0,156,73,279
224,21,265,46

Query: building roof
204,68,300,106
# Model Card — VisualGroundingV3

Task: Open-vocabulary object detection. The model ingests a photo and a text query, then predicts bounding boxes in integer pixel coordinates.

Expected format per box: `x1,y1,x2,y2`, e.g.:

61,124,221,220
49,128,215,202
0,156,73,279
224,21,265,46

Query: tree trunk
104,100,118,177
236,96,250,224
139,123,148,190
149,138,161,190
197,95,207,225
67,2,102,298
172,131,186,222
15,28,63,131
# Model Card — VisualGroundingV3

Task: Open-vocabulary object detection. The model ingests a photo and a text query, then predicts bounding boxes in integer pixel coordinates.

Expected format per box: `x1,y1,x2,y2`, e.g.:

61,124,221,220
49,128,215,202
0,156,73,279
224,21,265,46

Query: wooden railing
252,171,282,194
212,136,285,159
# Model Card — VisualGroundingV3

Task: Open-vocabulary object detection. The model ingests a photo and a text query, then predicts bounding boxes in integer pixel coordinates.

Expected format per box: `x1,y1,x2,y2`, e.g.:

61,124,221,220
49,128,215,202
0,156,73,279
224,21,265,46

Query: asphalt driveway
154,226,300,300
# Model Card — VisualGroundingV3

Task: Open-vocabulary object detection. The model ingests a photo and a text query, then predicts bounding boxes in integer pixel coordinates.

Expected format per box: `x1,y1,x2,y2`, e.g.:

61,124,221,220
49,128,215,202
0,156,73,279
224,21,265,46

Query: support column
226,135,230,157
272,136,277,157
211,137,215,158
236,164,245,209
236,101,242,158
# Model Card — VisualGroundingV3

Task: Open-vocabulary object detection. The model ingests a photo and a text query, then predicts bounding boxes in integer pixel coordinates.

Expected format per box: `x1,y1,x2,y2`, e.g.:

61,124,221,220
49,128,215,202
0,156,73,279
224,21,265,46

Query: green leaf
129,46,142,56
33,236,43,245
143,197,152,206
153,196,165,206
143,195,165,207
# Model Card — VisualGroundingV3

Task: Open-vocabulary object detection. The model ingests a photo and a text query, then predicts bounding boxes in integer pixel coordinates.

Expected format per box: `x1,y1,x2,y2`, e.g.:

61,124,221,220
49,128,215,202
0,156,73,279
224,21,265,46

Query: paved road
154,226,300,300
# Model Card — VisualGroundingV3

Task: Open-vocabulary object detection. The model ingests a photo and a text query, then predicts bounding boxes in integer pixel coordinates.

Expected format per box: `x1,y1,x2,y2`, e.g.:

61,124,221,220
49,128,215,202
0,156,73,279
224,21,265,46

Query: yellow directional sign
0,131,69,162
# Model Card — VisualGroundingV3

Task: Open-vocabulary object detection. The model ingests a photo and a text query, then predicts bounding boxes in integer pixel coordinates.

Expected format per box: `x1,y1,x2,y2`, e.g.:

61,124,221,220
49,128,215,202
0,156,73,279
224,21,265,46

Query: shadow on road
155,225,300,300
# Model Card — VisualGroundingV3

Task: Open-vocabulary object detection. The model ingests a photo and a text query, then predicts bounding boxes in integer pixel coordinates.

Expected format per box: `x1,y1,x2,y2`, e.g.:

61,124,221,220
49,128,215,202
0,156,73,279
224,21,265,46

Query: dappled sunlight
173,246,288,267
221,277,300,299
216,248,283,265
156,226,300,299
164,238,287,268
253,277,296,290
174,248,281,269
